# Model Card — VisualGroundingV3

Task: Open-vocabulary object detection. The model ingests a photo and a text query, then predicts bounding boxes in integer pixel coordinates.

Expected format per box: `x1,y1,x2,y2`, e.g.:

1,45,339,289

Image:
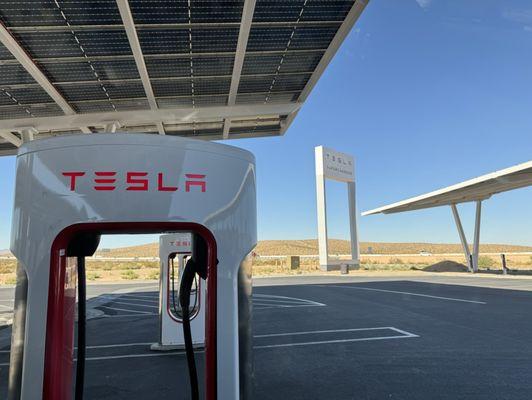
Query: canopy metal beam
224,0,257,139
298,0,369,102
472,200,482,273
363,161,532,215
0,20,91,134
0,90,302,109
117,0,165,134
8,20,341,33
451,204,473,272
281,0,369,135
0,131,22,147
0,48,328,66
0,102,300,132
1,71,312,90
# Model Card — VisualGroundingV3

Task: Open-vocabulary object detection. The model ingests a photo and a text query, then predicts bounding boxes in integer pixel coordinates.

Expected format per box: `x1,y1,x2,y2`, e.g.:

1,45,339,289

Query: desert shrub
0,260,16,274
478,256,495,268
389,257,403,264
123,263,142,270
101,263,115,271
0,265,15,274
121,270,139,280
359,263,414,271
147,270,159,280
87,272,101,281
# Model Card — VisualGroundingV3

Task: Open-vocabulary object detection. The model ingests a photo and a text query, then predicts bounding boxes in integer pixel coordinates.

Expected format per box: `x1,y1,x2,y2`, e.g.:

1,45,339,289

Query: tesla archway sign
315,146,360,271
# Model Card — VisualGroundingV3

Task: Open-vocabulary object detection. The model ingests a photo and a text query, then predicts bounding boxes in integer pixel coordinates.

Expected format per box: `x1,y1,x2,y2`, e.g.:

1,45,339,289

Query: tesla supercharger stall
8,134,256,400
152,233,206,351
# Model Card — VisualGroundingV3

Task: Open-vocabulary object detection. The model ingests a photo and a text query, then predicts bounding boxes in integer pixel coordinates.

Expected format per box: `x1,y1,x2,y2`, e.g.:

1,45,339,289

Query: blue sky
1,0,531,249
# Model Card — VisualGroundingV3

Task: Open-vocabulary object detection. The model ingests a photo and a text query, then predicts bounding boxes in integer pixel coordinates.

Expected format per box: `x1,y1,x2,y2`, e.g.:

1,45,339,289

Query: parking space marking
101,313,157,318
99,305,153,315
254,294,325,307
253,299,306,305
85,342,152,349
119,294,158,302
101,295,158,304
0,325,418,366
252,294,326,311
318,285,486,304
254,304,323,310
254,326,415,338
254,333,417,349
108,301,158,309
254,326,418,349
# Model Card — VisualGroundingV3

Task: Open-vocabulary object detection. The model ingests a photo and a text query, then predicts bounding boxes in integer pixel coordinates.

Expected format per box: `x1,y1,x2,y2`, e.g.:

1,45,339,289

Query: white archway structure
315,146,360,271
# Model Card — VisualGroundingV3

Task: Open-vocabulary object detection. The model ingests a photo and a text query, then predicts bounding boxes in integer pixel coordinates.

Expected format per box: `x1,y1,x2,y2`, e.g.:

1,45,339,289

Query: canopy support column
450,204,472,272
20,127,37,142
104,121,121,133
316,173,329,269
472,200,482,273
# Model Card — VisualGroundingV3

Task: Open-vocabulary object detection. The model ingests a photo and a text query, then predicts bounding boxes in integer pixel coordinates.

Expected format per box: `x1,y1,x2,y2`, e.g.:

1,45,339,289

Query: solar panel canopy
362,161,532,215
0,0,368,156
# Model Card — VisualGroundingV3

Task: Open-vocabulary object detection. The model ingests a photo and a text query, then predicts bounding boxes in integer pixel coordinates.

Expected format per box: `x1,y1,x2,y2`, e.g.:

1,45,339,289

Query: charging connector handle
67,232,100,400
180,258,200,400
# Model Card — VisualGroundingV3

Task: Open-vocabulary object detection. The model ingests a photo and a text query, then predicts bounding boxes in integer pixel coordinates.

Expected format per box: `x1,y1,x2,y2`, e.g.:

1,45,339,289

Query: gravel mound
423,260,469,273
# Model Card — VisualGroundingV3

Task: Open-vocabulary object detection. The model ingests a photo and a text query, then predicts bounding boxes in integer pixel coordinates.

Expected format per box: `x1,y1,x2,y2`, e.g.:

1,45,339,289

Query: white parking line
388,327,419,337
101,313,157,318
0,327,418,364
84,352,184,362
254,334,416,349
108,301,158,309
253,302,308,307
318,285,486,304
99,306,153,315
254,326,415,338
254,293,325,306
254,304,324,310
119,294,158,302
121,293,158,299
0,342,155,354
101,295,158,304
86,342,152,349
252,298,318,306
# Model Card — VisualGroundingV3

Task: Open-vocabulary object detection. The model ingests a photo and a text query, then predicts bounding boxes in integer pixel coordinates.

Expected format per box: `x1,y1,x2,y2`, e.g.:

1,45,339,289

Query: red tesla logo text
169,240,191,247
62,171,206,193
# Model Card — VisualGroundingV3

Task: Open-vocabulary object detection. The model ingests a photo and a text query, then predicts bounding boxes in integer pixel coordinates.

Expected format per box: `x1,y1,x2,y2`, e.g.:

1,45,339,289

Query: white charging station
8,134,256,400
152,233,206,351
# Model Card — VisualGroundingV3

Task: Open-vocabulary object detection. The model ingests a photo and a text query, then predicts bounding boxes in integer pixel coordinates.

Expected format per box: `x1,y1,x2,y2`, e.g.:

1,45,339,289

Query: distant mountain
95,240,532,258
0,249,12,255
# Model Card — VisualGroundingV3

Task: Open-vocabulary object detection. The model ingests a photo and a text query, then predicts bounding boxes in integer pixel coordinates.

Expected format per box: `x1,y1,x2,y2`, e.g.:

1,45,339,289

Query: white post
104,121,121,133
315,146,357,271
20,127,37,142
315,147,329,270
472,200,482,272
450,204,472,272
347,181,360,265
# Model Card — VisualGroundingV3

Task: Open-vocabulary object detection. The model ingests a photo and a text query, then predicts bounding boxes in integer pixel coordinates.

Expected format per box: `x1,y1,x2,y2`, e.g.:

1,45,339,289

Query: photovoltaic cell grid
0,0,360,148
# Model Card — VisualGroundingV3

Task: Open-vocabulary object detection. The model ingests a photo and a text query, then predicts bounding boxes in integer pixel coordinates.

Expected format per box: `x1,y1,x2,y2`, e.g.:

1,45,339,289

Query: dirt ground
0,253,531,284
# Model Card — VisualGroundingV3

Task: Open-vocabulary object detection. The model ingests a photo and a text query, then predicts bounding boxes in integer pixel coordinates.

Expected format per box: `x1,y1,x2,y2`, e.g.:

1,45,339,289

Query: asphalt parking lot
1,275,532,399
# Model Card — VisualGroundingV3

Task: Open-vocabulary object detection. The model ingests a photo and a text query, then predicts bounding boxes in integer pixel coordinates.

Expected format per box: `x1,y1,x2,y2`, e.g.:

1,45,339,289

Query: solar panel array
0,0,363,154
